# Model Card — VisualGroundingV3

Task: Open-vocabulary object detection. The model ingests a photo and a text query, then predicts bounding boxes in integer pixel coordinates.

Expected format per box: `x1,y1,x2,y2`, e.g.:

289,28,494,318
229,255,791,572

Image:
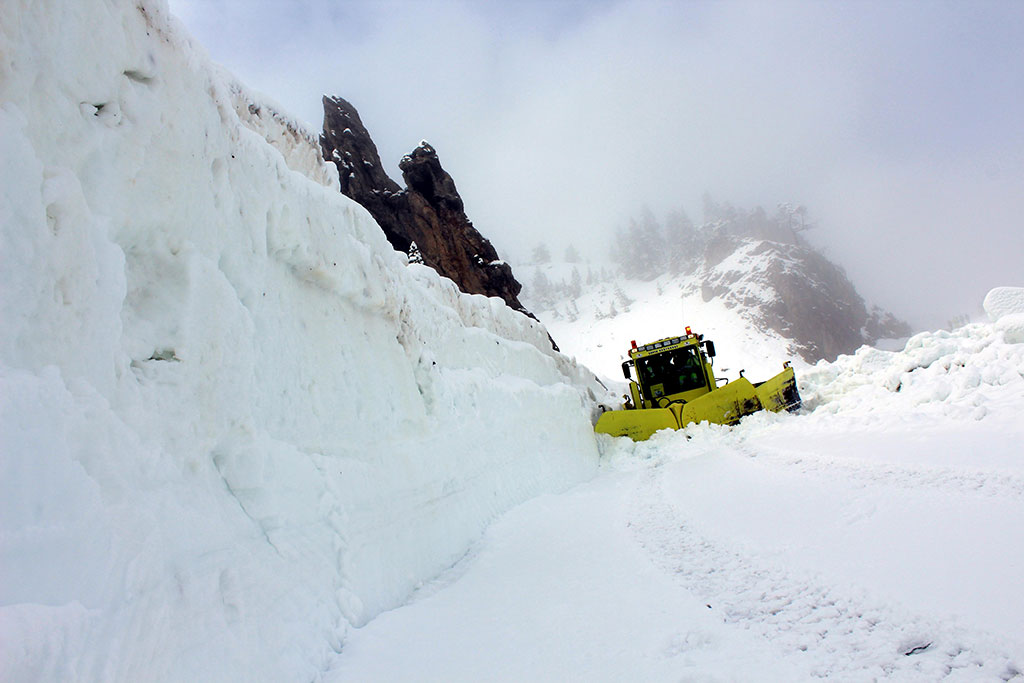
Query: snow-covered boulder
984,287,1024,343
983,286,1024,322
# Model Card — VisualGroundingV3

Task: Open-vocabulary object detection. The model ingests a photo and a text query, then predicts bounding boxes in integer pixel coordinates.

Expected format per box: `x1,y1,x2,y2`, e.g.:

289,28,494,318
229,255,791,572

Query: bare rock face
320,96,533,319
693,235,911,361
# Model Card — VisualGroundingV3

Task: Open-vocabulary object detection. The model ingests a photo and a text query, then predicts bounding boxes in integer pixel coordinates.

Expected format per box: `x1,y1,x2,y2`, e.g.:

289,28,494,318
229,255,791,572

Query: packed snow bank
0,1,602,679
797,300,1024,426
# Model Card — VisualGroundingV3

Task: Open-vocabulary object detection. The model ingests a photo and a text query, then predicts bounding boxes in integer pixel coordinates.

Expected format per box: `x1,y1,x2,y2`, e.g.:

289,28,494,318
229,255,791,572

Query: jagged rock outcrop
319,96,532,319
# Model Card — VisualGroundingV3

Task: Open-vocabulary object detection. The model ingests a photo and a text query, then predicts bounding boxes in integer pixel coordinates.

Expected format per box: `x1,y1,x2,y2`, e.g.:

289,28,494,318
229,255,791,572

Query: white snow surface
521,263,804,387
331,316,1024,681
4,2,1024,681
0,2,602,679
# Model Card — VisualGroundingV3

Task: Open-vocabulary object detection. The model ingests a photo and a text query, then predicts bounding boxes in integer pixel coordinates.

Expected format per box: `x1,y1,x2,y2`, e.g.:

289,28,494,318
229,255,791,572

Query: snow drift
0,1,602,679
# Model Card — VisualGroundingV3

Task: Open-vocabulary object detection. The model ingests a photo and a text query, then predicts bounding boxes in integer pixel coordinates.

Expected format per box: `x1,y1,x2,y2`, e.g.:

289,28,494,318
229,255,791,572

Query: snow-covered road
325,447,801,682
327,409,1024,681
631,418,1024,680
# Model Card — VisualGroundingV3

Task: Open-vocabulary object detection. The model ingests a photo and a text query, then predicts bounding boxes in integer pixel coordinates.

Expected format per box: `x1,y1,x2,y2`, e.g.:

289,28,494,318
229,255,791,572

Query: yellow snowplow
594,327,801,441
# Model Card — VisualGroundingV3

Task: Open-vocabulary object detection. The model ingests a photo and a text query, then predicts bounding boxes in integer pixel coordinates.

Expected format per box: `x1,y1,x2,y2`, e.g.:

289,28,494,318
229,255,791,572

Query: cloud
169,0,1024,328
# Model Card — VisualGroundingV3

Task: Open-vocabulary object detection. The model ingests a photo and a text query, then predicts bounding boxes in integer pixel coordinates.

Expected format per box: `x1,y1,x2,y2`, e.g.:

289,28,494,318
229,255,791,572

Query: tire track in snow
627,465,1023,680
740,442,1024,503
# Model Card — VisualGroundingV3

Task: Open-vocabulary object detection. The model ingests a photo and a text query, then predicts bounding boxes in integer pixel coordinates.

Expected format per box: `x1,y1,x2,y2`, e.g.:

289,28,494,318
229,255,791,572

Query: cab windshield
637,346,706,398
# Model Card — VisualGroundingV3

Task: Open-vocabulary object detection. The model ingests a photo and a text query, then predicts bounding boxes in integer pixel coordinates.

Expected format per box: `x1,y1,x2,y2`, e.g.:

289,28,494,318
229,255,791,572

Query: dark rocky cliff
694,234,911,361
319,96,533,319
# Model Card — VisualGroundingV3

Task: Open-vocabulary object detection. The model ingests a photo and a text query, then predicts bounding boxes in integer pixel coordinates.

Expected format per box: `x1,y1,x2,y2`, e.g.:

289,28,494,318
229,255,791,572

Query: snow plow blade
753,365,801,413
595,378,765,441
592,407,679,442
594,327,801,441
595,367,799,441
675,376,764,427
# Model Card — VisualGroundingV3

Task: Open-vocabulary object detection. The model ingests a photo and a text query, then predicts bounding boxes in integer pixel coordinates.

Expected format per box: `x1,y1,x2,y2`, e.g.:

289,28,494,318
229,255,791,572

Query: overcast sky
168,0,1023,329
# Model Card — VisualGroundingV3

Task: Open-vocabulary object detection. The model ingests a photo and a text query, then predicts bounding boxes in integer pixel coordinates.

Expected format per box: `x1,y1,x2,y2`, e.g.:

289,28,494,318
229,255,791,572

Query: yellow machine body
594,329,800,441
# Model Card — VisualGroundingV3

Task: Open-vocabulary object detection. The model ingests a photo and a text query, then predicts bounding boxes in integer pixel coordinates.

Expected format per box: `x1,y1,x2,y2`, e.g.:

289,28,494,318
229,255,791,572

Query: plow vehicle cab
594,327,800,441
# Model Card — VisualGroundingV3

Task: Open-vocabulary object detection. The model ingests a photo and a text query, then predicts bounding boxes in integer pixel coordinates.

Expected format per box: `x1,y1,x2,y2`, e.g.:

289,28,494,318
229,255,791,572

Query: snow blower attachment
594,327,801,441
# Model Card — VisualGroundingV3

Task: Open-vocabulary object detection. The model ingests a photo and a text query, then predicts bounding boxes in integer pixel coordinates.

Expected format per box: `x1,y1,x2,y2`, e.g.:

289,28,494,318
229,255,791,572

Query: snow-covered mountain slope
692,234,910,360
521,262,807,387
521,218,910,374
0,1,605,679
326,292,1024,681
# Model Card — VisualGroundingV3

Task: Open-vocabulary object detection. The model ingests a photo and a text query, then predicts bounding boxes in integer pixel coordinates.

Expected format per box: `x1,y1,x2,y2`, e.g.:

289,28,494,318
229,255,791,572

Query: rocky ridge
319,96,532,318
684,204,910,360
692,232,911,361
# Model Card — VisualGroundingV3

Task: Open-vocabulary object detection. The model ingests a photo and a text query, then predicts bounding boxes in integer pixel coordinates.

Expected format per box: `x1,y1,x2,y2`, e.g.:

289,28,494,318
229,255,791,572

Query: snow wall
0,1,603,679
